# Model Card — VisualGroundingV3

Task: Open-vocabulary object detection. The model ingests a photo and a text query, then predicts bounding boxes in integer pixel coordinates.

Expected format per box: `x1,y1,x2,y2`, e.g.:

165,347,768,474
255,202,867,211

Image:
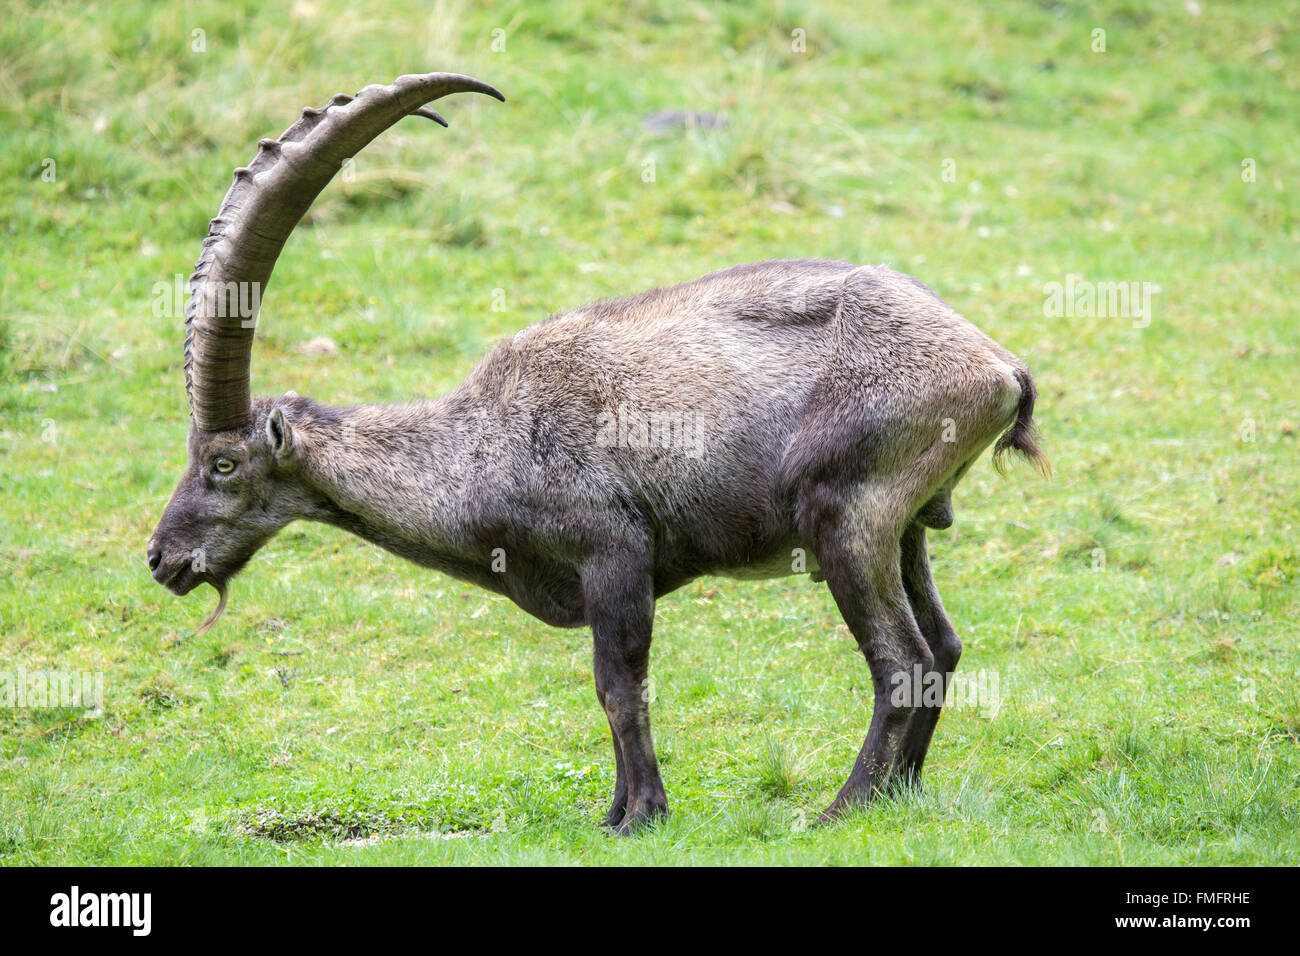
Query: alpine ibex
148,72,1047,833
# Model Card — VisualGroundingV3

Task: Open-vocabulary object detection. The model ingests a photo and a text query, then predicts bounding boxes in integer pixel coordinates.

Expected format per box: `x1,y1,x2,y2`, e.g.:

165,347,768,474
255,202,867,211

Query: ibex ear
266,406,296,463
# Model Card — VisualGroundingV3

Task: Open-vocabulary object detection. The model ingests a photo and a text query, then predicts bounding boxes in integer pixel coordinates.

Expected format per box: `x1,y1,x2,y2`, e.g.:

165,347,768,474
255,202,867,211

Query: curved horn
184,72,504,433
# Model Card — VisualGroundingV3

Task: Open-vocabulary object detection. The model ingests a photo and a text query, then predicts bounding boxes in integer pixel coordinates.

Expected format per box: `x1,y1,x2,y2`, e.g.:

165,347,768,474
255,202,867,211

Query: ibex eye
214,458,236,474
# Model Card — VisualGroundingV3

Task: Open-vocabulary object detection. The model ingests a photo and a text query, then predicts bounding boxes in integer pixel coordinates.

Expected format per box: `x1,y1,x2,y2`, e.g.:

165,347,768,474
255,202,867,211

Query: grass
1,0,1298,865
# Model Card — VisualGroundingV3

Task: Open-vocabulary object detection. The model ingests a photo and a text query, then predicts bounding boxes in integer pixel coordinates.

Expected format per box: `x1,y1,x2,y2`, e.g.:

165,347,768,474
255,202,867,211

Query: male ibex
148,73,1047,833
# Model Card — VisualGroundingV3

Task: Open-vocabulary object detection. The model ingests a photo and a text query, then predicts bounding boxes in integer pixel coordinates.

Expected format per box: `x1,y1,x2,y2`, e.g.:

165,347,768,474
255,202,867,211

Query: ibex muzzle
149,72,1047,833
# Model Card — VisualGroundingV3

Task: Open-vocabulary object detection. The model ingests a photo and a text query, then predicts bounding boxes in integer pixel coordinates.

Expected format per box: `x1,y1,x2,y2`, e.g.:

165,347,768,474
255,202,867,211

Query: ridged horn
183,72,504,433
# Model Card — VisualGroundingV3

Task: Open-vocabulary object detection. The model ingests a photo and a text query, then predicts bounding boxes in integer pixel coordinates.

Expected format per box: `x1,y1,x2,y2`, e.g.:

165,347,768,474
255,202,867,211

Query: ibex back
147,72,1047,833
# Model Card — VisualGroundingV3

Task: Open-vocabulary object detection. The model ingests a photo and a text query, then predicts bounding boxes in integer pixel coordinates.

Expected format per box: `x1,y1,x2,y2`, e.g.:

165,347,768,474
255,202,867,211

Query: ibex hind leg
797,480,934,823
891,469,970,788
892,429,1008,788
892,520,963,789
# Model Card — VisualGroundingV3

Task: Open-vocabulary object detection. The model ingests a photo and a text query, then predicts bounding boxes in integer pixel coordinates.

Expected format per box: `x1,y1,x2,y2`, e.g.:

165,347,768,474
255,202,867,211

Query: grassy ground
1,0,1297,865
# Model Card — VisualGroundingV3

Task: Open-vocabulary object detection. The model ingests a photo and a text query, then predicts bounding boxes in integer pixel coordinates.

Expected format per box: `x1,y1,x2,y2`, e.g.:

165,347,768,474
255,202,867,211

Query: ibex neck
295,398,484,560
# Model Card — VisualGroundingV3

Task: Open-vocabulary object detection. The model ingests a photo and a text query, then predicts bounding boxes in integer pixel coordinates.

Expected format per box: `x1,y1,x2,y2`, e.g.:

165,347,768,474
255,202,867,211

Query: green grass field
1,0,1297,865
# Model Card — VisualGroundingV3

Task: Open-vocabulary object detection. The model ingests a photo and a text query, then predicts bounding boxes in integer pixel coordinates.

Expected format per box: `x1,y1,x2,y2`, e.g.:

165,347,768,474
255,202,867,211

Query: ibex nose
147,544,162,573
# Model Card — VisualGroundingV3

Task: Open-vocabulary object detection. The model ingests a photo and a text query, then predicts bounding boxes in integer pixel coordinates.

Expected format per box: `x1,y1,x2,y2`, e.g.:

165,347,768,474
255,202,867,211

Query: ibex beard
148,72,1048,835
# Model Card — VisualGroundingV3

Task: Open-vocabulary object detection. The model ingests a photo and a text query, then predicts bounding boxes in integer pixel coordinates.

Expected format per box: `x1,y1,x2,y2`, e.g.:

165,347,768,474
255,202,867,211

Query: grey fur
149,73,1047,833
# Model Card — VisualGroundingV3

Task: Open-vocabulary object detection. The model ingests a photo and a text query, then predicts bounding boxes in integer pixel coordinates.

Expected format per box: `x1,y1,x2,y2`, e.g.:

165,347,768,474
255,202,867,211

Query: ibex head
147,73,504,631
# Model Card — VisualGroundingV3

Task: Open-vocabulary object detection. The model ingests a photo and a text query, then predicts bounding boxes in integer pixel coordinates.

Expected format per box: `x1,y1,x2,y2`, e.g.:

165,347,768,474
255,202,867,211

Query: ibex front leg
601,712,629,828
583,551,667,834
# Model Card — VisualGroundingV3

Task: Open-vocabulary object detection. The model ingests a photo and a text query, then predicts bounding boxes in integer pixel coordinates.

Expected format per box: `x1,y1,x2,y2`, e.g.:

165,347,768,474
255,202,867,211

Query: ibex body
149,73,1046,833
